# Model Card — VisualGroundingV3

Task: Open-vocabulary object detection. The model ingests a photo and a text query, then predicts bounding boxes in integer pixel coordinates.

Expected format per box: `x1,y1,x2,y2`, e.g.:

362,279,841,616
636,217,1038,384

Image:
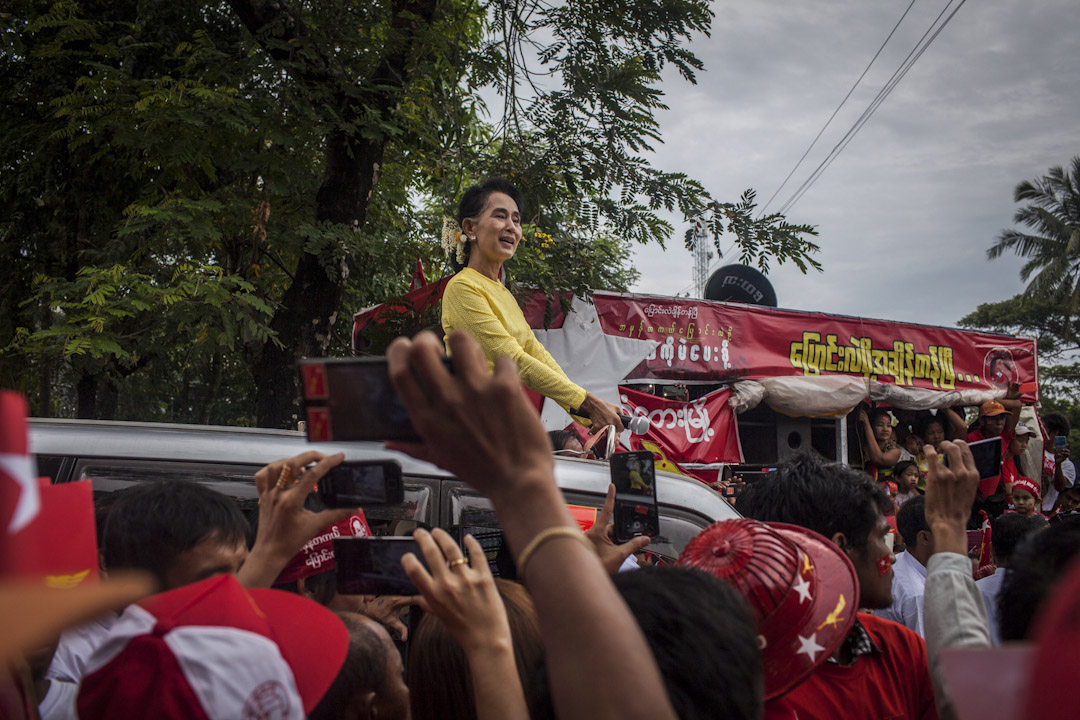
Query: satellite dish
704,264,777,307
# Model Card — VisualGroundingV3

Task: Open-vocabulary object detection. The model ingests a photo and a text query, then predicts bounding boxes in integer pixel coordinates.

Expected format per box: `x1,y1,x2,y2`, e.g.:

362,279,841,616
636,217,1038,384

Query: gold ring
275,465,295,490
448,558,468,569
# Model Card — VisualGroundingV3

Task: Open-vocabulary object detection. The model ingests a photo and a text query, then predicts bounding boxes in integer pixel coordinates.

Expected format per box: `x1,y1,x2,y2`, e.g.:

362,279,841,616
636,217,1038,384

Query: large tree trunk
229,0,438,428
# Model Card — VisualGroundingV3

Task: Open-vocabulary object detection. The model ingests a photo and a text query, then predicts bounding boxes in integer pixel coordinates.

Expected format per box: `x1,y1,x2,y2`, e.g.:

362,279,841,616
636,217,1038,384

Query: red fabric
781,613,938,720
593,293,1038,401
619,385,742,464
4,480,98,585
77,635,211,720
273,512,371,585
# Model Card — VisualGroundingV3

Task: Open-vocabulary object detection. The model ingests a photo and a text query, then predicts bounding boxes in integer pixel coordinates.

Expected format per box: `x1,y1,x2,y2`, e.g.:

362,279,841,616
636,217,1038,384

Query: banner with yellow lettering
595,292,1037,401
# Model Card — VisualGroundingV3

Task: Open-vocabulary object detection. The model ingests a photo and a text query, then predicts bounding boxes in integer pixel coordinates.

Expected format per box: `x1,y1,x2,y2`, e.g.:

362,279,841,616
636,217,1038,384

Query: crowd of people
4,175,1079,719
4,328,1078,720
857,396,1077,523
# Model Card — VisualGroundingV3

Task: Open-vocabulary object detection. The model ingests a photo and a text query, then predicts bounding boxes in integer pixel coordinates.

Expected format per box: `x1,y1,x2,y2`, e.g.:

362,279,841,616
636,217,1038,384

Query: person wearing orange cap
967,395,1021,445
737,452,937,719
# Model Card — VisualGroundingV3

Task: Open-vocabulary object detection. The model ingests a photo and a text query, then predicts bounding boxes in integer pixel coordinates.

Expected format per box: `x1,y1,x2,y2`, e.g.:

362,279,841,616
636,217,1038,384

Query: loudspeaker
704,264,778,307
776,417,812,460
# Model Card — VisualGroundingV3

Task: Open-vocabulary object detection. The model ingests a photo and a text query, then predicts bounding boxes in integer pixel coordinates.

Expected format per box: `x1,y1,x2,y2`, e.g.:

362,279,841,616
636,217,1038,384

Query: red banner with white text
618,385,743,465
597,293,1038,401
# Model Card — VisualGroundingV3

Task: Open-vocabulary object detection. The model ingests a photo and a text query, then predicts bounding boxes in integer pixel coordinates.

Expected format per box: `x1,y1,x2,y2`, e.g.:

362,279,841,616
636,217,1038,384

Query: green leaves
988,156,1080,314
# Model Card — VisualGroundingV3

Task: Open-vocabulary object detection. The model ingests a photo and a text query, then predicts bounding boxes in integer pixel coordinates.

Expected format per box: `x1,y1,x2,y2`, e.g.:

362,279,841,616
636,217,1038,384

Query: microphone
620,414,651,435
570,408,651,435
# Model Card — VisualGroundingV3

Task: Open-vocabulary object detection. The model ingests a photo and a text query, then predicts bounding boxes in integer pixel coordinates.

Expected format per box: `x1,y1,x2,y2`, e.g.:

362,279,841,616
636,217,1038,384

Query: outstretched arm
858,410,901,467
387,331,676,720
1000,383,1022,436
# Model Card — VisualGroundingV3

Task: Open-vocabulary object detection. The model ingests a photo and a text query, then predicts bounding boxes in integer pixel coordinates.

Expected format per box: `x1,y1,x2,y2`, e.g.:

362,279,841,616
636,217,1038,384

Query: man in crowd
47,480,251,686
1041,413,1075,514
966,397,1020,444
739,452,937,719
878,496,931,636
49,452,356,687
976,513,1039,645
309,612,410,720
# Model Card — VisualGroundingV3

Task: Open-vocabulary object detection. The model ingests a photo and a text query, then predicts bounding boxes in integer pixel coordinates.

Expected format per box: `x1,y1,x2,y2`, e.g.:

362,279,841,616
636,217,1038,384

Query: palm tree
989,156,1080,312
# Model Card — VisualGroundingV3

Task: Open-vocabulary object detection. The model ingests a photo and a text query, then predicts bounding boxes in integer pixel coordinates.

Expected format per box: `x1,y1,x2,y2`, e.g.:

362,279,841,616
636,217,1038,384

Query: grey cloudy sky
630,0,1080,327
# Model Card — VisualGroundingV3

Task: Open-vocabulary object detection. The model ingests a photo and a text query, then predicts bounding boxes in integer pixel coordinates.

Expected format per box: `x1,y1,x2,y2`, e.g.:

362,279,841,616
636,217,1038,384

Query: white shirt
976,566,1009,646
1042,452,1076,512
45,613,118,685
37,679,78,720
877,550,928,636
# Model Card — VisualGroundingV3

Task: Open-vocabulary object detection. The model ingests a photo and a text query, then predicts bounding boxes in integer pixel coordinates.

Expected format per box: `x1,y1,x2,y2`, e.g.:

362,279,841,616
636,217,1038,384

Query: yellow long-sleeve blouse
441,268,588,411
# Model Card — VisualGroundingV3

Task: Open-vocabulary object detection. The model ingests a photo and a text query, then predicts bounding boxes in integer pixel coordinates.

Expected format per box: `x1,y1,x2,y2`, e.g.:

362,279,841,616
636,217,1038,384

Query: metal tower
691,218,711,298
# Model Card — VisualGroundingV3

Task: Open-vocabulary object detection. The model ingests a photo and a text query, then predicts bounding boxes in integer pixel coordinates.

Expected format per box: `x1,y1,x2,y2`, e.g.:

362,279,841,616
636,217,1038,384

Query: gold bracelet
516,526,593,578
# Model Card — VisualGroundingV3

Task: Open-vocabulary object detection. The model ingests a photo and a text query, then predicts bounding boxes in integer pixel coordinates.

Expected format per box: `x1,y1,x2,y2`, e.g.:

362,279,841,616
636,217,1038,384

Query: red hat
1012,476,1041,501
677,519,859,699
77,574,348,719
980,401,1008,417
274,512,371,585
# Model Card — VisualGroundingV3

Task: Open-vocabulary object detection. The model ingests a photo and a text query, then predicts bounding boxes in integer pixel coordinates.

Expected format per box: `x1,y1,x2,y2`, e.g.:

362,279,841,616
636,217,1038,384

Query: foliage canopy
1,0,820,427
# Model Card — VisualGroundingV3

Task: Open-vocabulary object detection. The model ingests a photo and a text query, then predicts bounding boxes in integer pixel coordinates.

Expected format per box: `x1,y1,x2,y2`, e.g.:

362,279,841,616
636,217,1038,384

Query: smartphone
1057,435,1068,452
317,460,404,508
450,526,517,580
299,357,451,442
610,450,659,543
334,537,427,596
945,437,1004,497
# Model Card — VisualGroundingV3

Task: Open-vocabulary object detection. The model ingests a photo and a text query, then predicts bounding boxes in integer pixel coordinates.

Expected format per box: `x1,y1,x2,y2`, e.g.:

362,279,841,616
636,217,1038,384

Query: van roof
28,419,738,522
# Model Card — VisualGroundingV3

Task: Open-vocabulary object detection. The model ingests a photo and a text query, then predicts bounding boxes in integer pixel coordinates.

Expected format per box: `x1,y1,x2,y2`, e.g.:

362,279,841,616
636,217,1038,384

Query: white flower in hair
440,217,468,264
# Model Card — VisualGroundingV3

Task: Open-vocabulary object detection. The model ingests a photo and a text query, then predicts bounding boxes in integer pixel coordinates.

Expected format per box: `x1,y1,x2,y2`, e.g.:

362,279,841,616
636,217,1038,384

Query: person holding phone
1040,413,1075,514
440,178,625,433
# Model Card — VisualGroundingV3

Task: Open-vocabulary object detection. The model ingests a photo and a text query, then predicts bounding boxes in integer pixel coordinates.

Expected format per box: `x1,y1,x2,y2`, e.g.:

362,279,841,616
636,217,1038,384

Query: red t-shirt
967,428,1014,447
781,614,938,720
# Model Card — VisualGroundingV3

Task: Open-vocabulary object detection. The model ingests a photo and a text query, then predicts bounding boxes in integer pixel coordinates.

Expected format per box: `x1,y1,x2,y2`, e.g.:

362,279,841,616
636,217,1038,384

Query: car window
35,454,70,484
446,485,713,562
74,460,436,533
76,461,263,513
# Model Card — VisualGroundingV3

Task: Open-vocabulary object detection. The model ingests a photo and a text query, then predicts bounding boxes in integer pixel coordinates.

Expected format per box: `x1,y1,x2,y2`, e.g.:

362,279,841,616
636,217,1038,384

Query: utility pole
691,218,712,298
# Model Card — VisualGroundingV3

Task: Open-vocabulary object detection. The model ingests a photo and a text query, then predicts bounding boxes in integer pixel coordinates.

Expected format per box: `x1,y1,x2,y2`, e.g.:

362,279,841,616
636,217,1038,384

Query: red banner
618,385,743,465
597,293,1038,401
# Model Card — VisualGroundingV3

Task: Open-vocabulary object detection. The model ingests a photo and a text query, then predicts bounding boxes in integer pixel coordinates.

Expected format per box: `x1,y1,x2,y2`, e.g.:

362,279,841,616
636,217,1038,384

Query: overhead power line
774,0,969,216
758,0,920,217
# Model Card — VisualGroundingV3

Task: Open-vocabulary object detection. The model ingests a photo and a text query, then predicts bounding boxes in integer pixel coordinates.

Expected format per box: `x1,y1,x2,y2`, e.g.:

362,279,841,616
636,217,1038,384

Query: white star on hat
793,575,812,604
796,633,825,662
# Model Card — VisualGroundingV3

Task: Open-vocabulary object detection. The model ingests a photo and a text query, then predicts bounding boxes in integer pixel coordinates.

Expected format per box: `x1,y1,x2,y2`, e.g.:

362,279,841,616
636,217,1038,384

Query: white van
29,419,740,561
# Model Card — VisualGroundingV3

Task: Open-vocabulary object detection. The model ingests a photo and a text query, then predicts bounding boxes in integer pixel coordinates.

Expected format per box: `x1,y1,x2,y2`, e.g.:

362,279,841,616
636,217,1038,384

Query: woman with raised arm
440,178,624,432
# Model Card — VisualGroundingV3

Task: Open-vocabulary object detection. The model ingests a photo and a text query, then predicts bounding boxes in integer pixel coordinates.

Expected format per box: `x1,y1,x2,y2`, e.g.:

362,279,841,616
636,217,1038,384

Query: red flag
0,392,40,541
7,480,100,587
618,385,743,465
409,257,427,291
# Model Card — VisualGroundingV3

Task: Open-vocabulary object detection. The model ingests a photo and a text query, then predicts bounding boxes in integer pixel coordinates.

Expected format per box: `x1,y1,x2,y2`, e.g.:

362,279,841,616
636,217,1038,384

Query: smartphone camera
318,460,404,508
610,450,659,543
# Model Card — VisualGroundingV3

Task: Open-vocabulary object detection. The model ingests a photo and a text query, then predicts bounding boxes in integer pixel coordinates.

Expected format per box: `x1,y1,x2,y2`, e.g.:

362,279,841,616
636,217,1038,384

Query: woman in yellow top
441,178,625,432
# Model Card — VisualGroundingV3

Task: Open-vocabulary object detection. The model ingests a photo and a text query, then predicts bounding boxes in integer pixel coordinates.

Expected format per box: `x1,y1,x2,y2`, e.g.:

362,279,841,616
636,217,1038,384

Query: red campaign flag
5,479,99,588
409,257,427,291
618,385,743,465
0,392,41,542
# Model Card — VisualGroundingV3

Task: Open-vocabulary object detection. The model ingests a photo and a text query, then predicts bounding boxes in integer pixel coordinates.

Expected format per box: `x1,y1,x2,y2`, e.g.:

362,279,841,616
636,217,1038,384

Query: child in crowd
1008,477,1045,519
893,460,921,508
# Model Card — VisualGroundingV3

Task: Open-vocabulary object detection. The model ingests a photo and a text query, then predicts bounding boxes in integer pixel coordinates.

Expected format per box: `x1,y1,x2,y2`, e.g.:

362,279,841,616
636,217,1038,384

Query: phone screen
1057,435,1068,451
300,358,449,442
968,437,1003,480
319,461,403,507
611,451,656,499
334,537,426,596
610,451,659,542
